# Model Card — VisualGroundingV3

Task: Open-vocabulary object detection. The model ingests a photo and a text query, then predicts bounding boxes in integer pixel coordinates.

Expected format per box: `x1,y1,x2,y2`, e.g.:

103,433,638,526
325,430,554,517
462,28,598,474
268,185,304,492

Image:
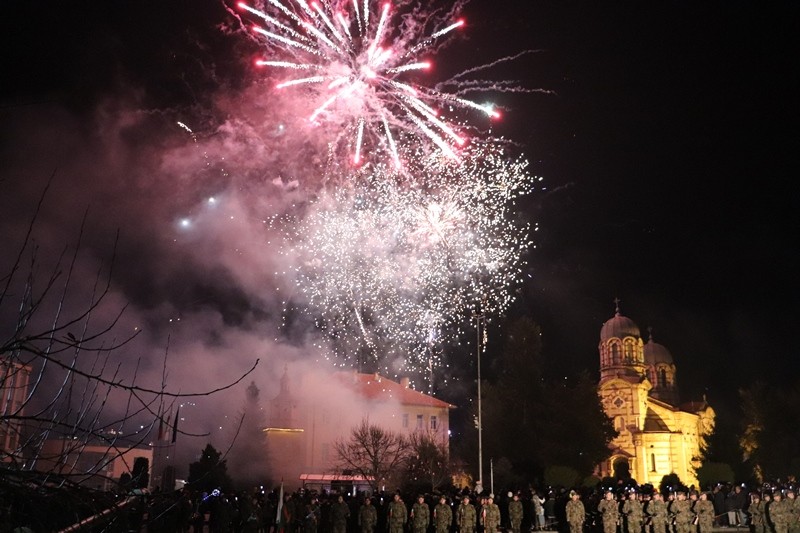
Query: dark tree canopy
188,444,233,494
478,317,616,482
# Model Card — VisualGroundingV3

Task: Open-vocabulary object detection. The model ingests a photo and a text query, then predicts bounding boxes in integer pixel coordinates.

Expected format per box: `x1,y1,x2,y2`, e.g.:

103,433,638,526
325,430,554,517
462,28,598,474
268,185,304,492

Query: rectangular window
402,413,409,428
416,414,424,429
430,415,438,430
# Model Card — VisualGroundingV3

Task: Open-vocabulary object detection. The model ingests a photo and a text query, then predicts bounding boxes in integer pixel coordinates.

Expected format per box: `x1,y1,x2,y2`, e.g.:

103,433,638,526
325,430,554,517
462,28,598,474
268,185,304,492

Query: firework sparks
238,0,501,166
278,142,537,377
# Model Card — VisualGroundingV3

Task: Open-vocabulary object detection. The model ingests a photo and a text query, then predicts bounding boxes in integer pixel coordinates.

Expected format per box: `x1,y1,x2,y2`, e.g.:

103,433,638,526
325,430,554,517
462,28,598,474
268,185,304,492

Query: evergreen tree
188,444,233,493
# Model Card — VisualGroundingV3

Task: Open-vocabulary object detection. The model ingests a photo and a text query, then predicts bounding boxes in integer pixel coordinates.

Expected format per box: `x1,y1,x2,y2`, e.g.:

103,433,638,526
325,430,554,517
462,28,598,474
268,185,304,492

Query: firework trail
236,0,504,167
278,142,538,377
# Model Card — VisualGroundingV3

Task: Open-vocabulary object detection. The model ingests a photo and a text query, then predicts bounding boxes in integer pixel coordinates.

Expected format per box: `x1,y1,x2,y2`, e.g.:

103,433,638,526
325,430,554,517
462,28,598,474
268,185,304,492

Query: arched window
650,453,657,472
611,343,620,365
615,416,625,431
659,368,668,388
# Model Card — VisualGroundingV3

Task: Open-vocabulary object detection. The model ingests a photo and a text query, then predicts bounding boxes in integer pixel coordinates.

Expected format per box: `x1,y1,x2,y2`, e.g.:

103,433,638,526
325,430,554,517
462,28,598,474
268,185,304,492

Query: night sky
2,0,798,420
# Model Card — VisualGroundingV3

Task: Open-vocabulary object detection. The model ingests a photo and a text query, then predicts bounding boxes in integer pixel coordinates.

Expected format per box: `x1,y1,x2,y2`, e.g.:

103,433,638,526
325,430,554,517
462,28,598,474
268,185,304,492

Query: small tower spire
613,297,621,316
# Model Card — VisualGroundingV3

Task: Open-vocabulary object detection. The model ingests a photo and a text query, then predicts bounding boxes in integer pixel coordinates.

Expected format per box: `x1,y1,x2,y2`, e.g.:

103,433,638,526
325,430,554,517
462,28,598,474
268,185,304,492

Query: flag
172,405,180,443
275,481,284,532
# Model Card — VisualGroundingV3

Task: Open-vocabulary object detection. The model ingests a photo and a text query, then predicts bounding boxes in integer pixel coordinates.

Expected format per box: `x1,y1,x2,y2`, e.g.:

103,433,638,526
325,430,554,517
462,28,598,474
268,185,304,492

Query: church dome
644,337,674,365
600,311,641,341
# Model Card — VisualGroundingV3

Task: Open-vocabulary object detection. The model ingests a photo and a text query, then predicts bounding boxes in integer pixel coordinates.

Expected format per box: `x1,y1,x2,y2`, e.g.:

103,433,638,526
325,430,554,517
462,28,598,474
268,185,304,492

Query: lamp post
474,310,484,489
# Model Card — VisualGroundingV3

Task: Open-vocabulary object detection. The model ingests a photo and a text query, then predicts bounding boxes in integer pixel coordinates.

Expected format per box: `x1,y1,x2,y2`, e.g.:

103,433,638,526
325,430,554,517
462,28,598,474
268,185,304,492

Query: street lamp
474,309,484,489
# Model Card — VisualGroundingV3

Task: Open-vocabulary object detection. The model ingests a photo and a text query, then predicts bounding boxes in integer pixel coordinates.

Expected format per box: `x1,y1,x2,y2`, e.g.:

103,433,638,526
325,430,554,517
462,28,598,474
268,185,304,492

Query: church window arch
651,453,657,472
658,367,668,388
611,342,620,365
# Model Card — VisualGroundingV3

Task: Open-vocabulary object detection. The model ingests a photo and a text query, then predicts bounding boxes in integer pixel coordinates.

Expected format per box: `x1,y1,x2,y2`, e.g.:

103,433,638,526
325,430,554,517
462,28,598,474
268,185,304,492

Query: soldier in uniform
598,491,620,533
304,496,321,533
360,497,378,533
508,494,523,533
786,489,800,533
748,493,767,533
388,494,408,533
566,491,586,533
481,496,501,533
434,496,453,533
670,492,693,533
623,492,644,533
412,496,431,533
693,493,714,533
331,495,351,533
458,495,477,533
646,492,669,533
769,492,791,533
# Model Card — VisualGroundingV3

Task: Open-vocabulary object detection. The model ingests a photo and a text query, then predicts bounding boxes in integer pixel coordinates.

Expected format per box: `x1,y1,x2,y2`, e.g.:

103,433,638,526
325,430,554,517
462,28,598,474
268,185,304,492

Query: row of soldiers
560,487,800,533
324,493,515,533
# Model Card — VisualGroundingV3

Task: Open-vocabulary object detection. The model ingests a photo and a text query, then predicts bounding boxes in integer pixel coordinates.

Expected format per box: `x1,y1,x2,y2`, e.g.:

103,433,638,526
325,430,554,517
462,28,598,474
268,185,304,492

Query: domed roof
600,311,641,341
643,334,674,365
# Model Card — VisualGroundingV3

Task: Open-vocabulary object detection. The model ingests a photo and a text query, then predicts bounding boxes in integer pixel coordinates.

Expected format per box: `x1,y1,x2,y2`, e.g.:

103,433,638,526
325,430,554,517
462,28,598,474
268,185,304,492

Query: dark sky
1,0,798,416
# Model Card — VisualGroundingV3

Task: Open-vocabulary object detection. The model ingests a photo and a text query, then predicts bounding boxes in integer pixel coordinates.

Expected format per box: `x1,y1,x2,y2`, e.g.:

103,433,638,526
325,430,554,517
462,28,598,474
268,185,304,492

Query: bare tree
333,418,410,492
0,180,258,530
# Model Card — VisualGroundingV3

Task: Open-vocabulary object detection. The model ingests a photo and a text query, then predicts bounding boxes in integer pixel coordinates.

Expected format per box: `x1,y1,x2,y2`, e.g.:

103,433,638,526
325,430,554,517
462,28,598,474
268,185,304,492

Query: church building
596,301,715,488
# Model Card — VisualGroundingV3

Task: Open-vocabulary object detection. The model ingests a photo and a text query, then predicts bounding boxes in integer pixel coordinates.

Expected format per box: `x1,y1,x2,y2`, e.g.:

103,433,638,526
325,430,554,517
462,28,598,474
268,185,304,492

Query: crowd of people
129,481,800,533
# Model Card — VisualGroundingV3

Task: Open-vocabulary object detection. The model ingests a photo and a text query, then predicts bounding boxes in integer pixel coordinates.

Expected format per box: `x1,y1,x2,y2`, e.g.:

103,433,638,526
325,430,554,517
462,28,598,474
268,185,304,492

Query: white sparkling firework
279,143,537,377
237,0,503,166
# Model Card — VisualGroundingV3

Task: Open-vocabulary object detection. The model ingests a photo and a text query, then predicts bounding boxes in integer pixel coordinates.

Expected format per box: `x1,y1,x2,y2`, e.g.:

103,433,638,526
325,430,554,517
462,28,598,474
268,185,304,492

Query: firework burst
236,0,503,167
278,143,537,378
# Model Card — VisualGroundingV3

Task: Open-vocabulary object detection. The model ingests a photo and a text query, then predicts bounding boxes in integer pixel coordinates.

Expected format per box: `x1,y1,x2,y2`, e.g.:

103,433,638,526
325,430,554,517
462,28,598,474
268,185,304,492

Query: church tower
596,299,714,487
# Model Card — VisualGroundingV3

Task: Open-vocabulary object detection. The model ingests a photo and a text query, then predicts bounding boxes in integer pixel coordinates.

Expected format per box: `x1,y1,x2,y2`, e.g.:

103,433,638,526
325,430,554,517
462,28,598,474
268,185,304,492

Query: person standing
508,494,523,533
598,491,620,533
786,489,800,533
458,496,477,533
359,497,378,533
434,496,453,533
748,493,767,533
412,496,431,533
693,494,714,533
646,492,669,533
532,493,546,531
331,495,351,533
482,496,501,533
671,492,694,533
388,494,408,533
769,492,791,533
623,492,644,533
565,491,586,533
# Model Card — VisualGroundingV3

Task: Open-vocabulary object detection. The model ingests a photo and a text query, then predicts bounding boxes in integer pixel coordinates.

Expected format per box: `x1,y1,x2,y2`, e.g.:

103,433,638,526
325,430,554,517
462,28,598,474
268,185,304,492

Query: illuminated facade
596,302,715,487
266,368,453,490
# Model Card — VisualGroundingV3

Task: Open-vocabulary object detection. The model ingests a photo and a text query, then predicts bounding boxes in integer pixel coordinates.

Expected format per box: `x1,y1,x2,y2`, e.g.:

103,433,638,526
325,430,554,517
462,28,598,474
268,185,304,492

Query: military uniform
670,497,693,533
598,494,620,533
646,497,669,533
435,499,453,533
748,496,767,533
787,493,800,533
623,496,644,533
693,497,714,533
304,501,321,533
458,500,477,533
566,494,586,533
481,500,501,533
412,499,431,533
769,496,791,533
389,497,408,533
508,497,523,533
359,501,378,533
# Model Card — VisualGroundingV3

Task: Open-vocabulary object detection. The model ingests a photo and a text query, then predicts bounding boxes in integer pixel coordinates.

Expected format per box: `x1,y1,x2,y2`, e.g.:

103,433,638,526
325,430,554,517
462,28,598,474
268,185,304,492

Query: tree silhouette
188,443,234,494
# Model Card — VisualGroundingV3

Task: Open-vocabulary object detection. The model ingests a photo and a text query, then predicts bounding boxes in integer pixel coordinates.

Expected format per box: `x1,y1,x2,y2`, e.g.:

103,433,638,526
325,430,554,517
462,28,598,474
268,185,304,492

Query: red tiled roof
334,372,455,409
